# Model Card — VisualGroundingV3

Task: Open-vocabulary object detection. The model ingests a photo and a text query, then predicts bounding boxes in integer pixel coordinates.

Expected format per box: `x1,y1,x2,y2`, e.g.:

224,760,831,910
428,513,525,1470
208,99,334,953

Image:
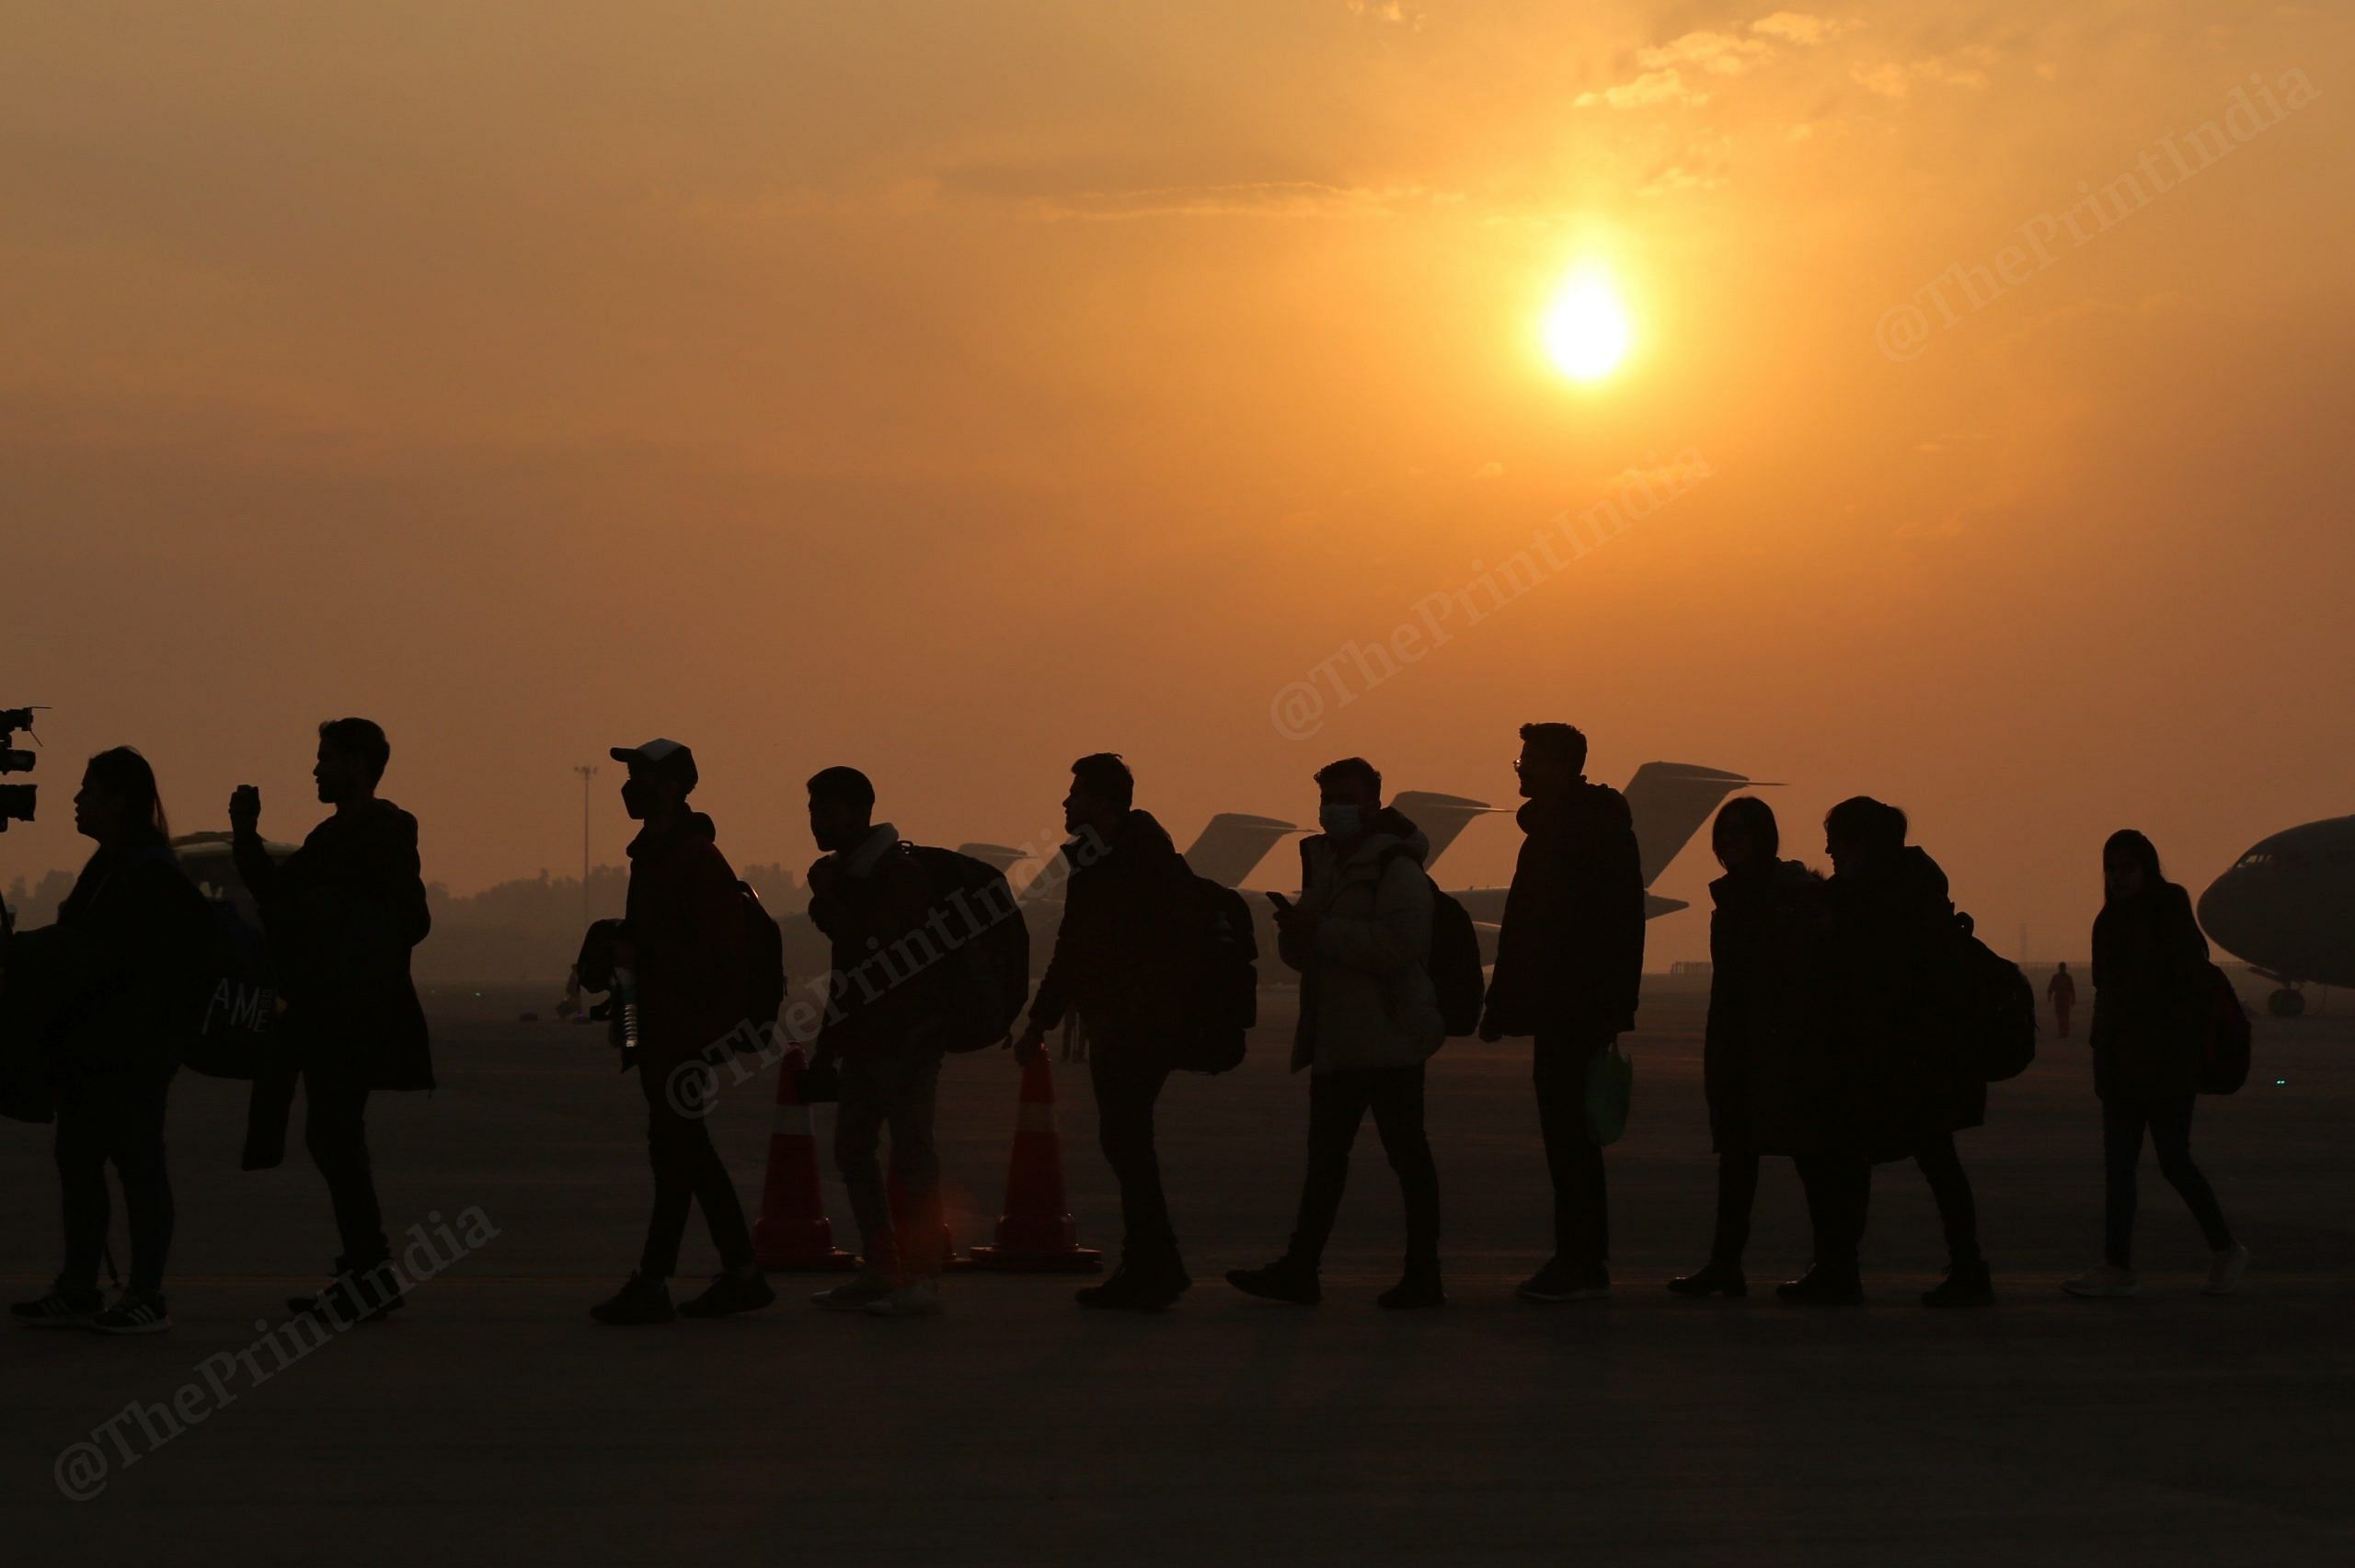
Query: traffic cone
751,1047,856,1271
969,1057,1103,1272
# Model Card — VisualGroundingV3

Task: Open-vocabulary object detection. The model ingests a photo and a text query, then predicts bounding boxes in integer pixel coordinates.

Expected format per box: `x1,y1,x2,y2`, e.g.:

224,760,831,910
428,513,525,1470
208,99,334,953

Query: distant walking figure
6,749,208,1334
2062,830,2246,1299
1480,723,1644,1304
1014,754,1196,1310
231,719,431,1325
1669,796,1825,1299
1230,757,1446,1310
805,767,953,1318
2048,962,2077,1040
1783,797,1993,1308
580,739,773,1325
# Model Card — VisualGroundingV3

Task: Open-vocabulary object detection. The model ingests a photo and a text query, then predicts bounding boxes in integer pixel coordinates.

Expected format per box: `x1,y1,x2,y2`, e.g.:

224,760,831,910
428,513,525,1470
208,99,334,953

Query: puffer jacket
1285,809,1444,1073
1481,782,1646,1041
1703,857,1830,1156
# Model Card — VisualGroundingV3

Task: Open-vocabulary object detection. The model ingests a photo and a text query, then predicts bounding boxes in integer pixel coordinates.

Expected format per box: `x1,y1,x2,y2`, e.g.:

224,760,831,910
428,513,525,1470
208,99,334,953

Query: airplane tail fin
1182,813,1299,888
1622,762,1758,888
1388,790,1506,876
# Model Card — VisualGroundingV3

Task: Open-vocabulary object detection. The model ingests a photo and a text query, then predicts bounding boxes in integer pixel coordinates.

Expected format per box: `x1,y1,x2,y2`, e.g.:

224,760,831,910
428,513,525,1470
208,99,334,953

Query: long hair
1712,795,1780,869
2102,829,2165,901
86,746,169,841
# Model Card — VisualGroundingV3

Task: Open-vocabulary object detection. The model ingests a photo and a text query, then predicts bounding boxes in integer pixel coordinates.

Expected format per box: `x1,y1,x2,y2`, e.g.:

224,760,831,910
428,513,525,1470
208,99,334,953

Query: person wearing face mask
231,718,432,1325
1479,723,1645,1305
1228,756,1446,1310
2062,830,2246,1299
7,749,209,1334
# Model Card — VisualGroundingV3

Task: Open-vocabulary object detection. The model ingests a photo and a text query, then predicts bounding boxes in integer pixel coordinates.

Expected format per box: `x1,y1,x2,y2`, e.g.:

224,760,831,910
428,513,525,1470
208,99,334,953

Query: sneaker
1775,1265,1865,1306
1225,1257,1321,1306
2202,1242,2250,1297
811,1270,893,1312
288,1257,406,1324
678,1267,775,1320
1666,1260,1749,1299
1922,1261,1995,1309
1517,1258,1609,1303
1377,1271,1446,1310
2061,1263,2139,1299
865,1279,944,1318
10,1286,104,1330
589,1272,676,1325
91,1290,173,1335
1127,1263,1192,1312
1080,1255,1191,1312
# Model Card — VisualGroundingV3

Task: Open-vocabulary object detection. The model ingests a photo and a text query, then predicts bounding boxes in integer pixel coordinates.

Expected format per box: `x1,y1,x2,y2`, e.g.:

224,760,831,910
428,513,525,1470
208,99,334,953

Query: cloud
1578,13,1855,109
1470,460,1503,481
1750,13,1858,47
1344,1,1421,27
1853,47,1998,98
1023,180,1456,222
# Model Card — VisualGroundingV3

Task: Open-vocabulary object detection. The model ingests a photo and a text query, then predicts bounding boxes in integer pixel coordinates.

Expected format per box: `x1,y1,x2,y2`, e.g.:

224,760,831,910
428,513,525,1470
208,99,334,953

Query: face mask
1319,803,1364,838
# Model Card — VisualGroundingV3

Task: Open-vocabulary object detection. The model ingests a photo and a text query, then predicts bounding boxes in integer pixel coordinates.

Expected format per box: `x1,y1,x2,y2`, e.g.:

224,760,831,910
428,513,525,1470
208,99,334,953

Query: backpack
1172,875,1258,1073
2196,962,2251,1095
1374,844,1485,1037
183,897,279,1079
904,843,1028,1053
735,880,787,1051
1951,912,2037,1082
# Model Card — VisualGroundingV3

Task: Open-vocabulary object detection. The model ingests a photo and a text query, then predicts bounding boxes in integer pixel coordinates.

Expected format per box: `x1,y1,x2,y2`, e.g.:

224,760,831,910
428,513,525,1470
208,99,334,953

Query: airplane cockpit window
2236,852,2272,867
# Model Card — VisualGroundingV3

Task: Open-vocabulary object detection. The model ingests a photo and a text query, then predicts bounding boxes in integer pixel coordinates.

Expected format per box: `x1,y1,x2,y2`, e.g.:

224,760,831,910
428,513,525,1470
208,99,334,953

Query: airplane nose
2196,869,2257,958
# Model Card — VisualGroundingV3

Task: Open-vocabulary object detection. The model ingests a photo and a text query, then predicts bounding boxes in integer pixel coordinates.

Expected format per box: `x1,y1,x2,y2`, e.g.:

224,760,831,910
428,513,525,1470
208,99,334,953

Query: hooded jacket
1821,843,1982,1160
1481,782,1646,1042
1027,808,1190,1044
1285,807,1444,1073
623,809,749,1066
1703,857,1829,1156
2089,882,2209,1105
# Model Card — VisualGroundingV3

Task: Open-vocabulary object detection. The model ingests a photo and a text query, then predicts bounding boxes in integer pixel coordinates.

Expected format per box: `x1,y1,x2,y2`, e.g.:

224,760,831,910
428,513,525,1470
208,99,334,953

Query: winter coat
1703,858,1829,1156
807,822,948,1058
1285,809,1444,1073
233,801,432,1091
1481,783,1645,1043
22,838,211,1084
1027,809,1190,1046
1821,844,1982,1162
622,811,750,1066
2089,883,2209,1106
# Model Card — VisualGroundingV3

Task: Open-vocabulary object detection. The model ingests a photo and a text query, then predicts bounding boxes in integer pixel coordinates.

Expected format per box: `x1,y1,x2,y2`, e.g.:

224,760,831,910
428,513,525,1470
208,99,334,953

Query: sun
1540,272,1633,382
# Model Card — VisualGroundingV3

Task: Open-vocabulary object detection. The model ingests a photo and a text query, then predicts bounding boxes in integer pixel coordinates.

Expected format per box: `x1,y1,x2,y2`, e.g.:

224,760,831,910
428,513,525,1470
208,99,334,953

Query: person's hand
1010,1025,1047,1066
229,784,261,836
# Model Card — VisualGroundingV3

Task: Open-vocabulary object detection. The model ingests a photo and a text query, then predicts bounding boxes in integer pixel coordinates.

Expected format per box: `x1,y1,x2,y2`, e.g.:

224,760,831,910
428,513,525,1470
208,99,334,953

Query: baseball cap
609,738,698,793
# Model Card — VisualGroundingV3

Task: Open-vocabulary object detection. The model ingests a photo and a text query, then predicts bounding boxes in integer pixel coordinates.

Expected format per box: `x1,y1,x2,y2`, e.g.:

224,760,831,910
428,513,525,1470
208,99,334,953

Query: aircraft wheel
2268,987,2306,1019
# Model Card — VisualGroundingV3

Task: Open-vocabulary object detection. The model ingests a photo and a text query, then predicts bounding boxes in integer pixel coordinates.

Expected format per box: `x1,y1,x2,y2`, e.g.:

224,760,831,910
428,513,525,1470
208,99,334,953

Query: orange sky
7,2,2350,960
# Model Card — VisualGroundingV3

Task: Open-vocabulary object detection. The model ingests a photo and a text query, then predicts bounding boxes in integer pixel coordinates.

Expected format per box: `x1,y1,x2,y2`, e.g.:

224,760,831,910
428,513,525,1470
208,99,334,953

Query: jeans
1533,1031,1610,1267
2103,1097,2232,1267
1708,1149,1762,1266
304,1070,388,1266
834,1045,944,1280
1287,1065,1440,1273
638,1059,753,1279
55,1071,175,1295
1796,1132,1982,1275
1088,1036,1177,1267
1913,1130,1983,1269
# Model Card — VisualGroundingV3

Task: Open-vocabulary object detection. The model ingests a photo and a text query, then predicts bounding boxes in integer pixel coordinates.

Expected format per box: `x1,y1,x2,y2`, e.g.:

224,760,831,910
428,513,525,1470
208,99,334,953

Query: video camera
1,706,40,833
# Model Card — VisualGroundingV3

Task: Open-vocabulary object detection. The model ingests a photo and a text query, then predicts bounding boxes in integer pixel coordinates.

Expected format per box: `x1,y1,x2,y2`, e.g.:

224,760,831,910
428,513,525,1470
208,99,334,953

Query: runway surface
6,980,2350,1564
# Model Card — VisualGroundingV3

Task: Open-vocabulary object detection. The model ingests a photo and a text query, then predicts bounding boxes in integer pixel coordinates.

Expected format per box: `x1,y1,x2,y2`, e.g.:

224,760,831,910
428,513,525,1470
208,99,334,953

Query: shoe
11,1286,104,1330
678,1266,775,1319
866,1279,944,1318
589,1272,676,1325
2203,1242,2250,1297
1922,1261,1995,1309
1075,1267,1143,1310
91,1290,173,1335
289,1257,405,1325
1225,1257,1321,1306
1377,1271,1446,1310
1666,1260,1749,1299
811,1270,893,1312
1077,1258,1192,1311
1775,1265,1865,1305
1517,1258,1609,1303
1127,1263,1192,1311
2061,1263,2139,1299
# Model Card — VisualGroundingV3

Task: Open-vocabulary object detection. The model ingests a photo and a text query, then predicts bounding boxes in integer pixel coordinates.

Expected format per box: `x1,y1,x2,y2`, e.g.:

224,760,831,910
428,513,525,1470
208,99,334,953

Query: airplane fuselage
2197,815,2355,989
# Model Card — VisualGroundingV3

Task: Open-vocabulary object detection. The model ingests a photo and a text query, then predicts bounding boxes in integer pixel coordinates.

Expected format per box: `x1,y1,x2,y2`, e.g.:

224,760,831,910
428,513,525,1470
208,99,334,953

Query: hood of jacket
1516,780,1633,843
1308,807,1430,876
1710,856,1821,909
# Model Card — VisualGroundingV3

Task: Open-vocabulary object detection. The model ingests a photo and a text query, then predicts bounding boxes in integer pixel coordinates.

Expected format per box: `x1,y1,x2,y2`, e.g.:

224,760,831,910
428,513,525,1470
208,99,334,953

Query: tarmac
6,979,2350,1564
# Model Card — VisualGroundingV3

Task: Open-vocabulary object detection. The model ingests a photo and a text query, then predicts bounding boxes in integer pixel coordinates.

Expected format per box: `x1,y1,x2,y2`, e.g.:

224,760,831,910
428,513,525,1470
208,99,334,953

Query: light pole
571,764,598,921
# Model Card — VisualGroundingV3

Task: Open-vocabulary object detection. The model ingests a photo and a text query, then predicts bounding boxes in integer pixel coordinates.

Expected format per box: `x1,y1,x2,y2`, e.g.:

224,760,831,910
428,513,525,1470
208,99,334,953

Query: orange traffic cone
969,1057,1103,1272
751,1047,856,1271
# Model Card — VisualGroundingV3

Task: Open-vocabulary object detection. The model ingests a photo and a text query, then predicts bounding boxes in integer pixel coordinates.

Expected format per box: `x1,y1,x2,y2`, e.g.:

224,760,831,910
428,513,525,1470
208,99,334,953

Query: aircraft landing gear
2268,986,2307,1019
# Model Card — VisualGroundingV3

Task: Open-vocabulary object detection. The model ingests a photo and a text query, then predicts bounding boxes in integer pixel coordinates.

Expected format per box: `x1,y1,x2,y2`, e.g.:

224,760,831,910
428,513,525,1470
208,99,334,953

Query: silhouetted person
1013,753,1194,1310
1669,796,1826,1299
1782,796,1991,1308
2048,961,2077,1040
1480,722,1643,1303
580,739,773,1325
6,750,208,1333
2063,830,2246,1299
1229,757,1445,1310
805,766,950,1317
230,718,430,1324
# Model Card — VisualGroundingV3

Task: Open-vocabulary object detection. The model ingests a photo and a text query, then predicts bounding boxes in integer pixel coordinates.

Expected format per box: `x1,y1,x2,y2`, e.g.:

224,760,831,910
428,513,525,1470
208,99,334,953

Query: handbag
1585,1038,1634,1147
